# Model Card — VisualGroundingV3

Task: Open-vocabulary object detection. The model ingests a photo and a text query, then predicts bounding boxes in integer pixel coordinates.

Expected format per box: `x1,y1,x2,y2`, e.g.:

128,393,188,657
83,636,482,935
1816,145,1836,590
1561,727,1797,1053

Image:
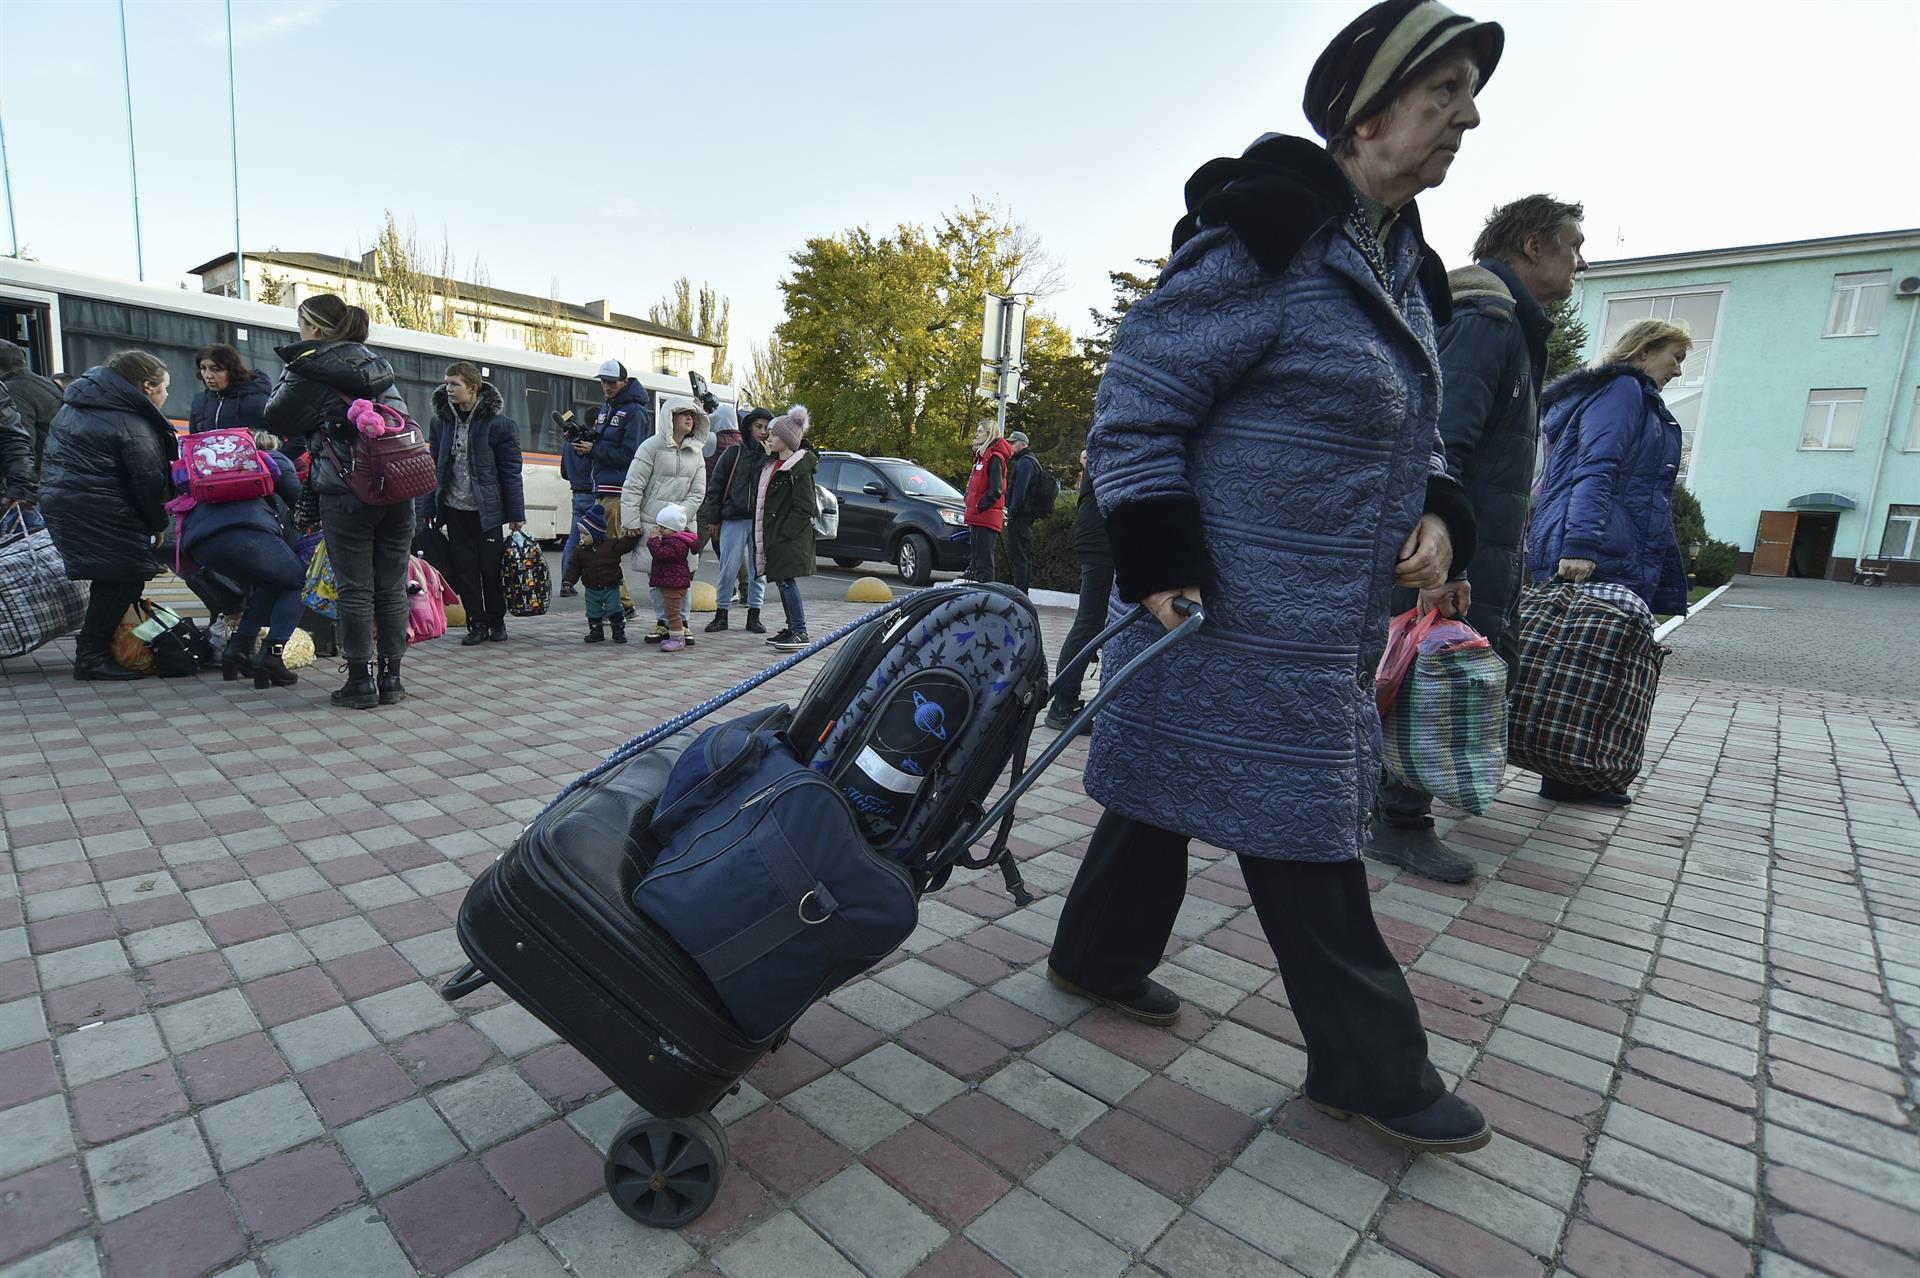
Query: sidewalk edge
1653,581,1733,641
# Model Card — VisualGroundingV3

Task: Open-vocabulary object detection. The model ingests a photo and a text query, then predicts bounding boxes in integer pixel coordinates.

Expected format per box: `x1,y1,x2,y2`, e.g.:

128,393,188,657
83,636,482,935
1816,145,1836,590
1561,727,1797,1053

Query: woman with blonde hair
1526,317,1692,802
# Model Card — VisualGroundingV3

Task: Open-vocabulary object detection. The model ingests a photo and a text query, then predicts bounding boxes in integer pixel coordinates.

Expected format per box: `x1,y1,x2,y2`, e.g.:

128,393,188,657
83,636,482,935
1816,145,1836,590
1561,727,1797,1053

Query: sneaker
766,628,795,646
559,584,576,598
1045,966,1181,1026
1043,700,1084,731
459,627,488,647
488,621,508,642
661,635,686,653
622,604,636,620
1362,823,1474,884
773,630,810,651
1307,1091,1492,1154
643,621,669,644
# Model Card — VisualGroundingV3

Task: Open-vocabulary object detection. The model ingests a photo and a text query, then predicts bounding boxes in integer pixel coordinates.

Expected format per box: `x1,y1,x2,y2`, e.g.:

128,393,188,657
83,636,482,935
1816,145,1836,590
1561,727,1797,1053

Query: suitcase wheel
604,1108,728,1228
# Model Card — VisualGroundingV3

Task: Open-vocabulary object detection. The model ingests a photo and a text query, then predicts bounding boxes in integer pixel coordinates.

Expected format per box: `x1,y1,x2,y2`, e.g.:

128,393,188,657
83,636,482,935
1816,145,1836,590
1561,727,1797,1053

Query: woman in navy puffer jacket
181,435,305,689
1528,317,1692,617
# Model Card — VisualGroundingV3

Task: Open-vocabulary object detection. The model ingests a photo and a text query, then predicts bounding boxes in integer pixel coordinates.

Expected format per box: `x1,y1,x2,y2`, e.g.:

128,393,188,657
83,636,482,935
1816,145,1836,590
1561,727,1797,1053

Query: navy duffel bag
633,709,919,1042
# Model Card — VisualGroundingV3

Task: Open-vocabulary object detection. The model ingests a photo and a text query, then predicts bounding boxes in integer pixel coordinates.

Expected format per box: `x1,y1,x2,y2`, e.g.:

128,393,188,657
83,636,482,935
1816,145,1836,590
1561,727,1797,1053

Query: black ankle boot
221,635,257,682
705,609,730,633
330,661,378,709
744,607,766,634
584,619,605,644
71,638,145,682
253,642,299,689
378,655,407,705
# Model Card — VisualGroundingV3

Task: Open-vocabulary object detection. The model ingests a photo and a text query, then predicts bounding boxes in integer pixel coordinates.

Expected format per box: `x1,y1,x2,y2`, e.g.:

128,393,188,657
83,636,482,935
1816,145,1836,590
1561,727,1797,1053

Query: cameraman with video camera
557,405,600,596
569,360,646,614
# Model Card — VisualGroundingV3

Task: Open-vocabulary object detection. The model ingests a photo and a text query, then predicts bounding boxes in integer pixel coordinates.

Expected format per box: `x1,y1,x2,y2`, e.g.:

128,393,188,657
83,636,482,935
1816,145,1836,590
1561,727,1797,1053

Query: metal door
1751,510,1798,577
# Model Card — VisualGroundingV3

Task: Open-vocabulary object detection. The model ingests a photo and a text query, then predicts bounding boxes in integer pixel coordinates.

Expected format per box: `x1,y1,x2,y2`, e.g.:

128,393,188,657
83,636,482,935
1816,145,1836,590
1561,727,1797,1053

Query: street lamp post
118,0,146,281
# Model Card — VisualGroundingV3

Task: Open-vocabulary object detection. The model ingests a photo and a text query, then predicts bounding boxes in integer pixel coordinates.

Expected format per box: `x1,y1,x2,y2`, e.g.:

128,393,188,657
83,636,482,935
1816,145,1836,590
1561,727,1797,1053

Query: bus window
524,386,550,451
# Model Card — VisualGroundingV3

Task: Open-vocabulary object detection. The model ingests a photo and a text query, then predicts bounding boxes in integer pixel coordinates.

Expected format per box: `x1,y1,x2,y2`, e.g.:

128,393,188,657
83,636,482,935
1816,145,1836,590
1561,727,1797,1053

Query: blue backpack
631,585,1048,1040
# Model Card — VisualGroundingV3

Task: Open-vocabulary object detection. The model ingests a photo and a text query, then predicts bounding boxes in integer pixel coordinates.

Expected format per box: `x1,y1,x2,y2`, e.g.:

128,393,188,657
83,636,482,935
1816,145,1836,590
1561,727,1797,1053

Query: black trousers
1051,560,1114,712
1051,810,1444,1117
443,507,506,628
320,496,414,662
1006,516,1035,592
968,526,999,582
79,578,145,655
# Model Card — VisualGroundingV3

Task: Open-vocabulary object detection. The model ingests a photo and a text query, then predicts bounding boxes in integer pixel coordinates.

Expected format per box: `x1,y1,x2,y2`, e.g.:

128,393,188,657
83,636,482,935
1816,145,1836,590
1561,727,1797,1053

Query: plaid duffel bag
0,509,86,660
1508,582,1665,793
1383,638,1509,815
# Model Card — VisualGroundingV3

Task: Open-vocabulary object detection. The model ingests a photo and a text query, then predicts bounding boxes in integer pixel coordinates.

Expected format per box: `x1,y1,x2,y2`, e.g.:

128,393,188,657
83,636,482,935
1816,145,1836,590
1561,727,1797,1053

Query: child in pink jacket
647,503,700,652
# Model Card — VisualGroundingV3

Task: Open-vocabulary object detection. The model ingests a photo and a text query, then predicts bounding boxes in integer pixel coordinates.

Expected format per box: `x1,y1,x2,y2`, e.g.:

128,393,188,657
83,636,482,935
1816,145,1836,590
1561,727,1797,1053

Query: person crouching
647,503,699,653
565,505,639,644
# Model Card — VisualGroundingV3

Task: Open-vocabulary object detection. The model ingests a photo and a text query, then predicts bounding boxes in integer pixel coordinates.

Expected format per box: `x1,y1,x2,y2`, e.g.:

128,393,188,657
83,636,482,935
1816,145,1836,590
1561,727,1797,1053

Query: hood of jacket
431,381,505,421
214,369,273,401
656,402,711,451
273,339,397,398
64,366,177,435
1541,362,1657,423
1169,132,1451,325
1447,264,1512,308
603,378,649,420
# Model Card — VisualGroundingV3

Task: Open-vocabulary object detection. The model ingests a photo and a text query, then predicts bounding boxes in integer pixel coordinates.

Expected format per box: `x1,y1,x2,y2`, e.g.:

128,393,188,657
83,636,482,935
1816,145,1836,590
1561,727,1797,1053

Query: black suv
814,451,972,585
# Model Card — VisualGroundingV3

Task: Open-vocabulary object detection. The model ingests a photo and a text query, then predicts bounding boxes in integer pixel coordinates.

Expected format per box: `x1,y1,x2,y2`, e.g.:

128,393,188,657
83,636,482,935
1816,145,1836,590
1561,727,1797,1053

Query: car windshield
878,463,963,500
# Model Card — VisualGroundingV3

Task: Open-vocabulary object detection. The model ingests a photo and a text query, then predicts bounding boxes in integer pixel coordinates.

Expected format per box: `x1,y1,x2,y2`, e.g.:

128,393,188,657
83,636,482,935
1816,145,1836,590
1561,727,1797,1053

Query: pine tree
1545,296,1591,381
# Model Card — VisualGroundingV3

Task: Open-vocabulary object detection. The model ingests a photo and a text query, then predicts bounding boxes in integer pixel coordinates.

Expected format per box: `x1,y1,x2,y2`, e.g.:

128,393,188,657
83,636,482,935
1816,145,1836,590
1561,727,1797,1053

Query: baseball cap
596,359,627,382
1007,430,1030,445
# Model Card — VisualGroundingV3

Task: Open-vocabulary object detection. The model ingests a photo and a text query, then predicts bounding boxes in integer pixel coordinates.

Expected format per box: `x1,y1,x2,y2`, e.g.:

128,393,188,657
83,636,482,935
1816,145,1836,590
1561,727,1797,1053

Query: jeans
1051,810,1444,1117
560,490,597,580
648,586,667,625
79,577,144,656
774,578,806,634
320,496,414,662
1376,594,1523,827
967,526,999,582
190,529,306,644
583,584,621,620
1051,561,1115,712
1006,516,1035,592
714,518,765,609
442,507,505,628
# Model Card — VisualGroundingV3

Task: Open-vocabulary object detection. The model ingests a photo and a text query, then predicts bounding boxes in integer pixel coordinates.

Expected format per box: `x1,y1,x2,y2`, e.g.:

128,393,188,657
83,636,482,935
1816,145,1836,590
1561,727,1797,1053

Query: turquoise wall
1571,245,1920,572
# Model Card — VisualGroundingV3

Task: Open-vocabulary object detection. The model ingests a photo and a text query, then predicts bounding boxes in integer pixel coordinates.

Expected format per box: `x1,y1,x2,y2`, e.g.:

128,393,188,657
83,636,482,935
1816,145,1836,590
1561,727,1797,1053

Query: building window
659,347,694,375
1826,270,1889,337
1800,389,1866,450
1907,387,1920,452
1602,290,1723,480
1882,506,1920,560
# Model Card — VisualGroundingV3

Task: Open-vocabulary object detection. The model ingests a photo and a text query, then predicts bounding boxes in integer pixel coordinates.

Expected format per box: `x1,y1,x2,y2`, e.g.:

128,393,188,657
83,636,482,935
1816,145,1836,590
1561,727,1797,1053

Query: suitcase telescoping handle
927,597,1204,883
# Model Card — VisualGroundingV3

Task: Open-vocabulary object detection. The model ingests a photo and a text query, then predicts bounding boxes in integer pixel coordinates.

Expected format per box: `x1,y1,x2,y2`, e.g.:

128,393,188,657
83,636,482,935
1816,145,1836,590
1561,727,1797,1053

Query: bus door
0,293,57,375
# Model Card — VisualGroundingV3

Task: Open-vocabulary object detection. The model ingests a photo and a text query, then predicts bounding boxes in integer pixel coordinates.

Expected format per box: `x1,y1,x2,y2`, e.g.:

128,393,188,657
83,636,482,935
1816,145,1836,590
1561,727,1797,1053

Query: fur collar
1447,264,1513,308
432,381,504,420
1541,362,1655,411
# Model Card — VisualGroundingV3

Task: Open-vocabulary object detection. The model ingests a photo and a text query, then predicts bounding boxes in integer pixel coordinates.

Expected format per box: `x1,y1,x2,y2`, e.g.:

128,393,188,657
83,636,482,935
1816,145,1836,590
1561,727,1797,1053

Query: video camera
689,370,719,415
551,409,598,445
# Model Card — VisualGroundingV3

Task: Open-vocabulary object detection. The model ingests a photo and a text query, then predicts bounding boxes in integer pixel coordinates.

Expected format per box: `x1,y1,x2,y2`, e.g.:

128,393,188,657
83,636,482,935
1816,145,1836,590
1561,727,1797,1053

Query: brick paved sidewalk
1,601,1916,1278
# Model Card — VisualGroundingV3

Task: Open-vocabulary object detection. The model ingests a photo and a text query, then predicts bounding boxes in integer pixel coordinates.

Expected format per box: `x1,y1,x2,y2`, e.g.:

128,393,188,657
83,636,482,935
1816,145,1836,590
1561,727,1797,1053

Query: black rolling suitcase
440,585,1201,1228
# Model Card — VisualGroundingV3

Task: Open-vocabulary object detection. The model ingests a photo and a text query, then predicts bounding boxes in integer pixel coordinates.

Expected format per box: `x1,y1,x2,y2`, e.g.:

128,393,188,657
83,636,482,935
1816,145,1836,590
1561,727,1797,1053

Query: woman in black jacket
189,345,272,435
38,352,179,681
263,295,414,709
180,440,305,690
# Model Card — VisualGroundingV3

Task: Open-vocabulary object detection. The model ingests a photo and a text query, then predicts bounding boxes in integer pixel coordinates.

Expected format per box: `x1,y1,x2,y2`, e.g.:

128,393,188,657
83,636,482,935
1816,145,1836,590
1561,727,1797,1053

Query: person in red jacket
646,502,700,652
963,422,1014,582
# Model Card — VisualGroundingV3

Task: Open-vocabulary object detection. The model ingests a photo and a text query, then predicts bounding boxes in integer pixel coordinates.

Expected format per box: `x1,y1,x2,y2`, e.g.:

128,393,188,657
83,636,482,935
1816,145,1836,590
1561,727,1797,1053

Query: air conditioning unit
1898,275,1920,297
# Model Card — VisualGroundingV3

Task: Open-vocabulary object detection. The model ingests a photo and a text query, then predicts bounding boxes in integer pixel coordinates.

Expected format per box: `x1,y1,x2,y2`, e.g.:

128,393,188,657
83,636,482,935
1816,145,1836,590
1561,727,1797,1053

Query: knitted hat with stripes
1303,0,1503,141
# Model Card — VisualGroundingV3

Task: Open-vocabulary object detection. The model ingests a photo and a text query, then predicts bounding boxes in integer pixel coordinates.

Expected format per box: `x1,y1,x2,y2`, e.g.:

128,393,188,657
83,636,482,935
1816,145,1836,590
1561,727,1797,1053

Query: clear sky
3,0,1916,376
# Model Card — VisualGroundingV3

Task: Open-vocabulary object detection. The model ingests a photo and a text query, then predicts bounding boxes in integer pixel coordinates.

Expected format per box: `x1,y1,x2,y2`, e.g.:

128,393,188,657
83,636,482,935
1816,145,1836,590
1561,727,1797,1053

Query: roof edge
1583,227,1920,276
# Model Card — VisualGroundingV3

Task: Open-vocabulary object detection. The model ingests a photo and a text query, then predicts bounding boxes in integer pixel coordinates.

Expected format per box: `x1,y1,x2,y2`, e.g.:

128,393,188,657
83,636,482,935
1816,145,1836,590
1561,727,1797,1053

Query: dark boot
1363,823,1474,883
583,619,605,644
72,636,145,682
610,615,628,645
377,655,407,705
329,661,378,710
1539,776,1632,807
1043,700,1084,731
488,621,508,642
1309,1092,1492,1154
1046,966,1181,1026
253,642,299,689
744,607,766,635
460,626,488,647
705,609,730,633
221,635,257,682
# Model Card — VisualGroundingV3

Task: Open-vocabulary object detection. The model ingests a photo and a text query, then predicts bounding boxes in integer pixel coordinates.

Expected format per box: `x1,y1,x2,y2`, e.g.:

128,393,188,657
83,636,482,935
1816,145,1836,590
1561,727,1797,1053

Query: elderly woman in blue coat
1526,317,1691,803
1045,0,1499,1154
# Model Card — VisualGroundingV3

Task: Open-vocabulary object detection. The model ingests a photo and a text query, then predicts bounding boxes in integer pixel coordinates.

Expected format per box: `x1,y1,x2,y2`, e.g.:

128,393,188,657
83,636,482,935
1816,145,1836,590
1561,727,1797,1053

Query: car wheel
832,557,862,569
895,533,934,587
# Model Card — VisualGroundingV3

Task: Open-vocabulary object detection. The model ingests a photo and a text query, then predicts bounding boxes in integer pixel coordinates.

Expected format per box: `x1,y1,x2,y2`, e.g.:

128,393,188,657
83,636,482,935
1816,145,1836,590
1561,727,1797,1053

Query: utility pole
0,95,18,259
226,0,245,299
980,292,1029,436
118,0,145,281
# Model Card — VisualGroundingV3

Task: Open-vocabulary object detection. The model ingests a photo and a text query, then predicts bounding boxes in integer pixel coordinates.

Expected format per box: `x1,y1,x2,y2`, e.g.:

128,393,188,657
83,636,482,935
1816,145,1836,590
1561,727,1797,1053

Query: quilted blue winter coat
1084,136,1474,863
1527,364,1688,617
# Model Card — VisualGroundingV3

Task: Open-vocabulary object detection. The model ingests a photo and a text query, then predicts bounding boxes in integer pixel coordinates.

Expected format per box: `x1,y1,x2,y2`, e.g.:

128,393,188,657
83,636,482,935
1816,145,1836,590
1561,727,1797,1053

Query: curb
1027,587,1081,609
1653,581,1733,641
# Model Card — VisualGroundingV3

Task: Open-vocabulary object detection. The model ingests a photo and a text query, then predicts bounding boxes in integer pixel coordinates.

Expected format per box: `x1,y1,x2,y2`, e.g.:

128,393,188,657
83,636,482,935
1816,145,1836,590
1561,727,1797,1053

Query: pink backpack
177,428,277,504
406,555,456,644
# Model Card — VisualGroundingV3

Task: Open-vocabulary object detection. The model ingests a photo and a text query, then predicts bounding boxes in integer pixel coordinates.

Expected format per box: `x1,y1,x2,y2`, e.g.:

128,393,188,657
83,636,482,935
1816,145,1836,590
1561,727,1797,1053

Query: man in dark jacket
700,406,770,633
0,340,63,462
1369,194,1585,883
421,363,525,645
0,382,36,510
1044,449,1112,730
577,360,645,614
1003,431,1048,592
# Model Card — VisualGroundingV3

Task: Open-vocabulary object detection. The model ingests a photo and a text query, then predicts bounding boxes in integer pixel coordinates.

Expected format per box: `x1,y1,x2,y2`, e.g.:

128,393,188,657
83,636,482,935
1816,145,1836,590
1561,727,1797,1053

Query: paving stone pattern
1,589,1916,1278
